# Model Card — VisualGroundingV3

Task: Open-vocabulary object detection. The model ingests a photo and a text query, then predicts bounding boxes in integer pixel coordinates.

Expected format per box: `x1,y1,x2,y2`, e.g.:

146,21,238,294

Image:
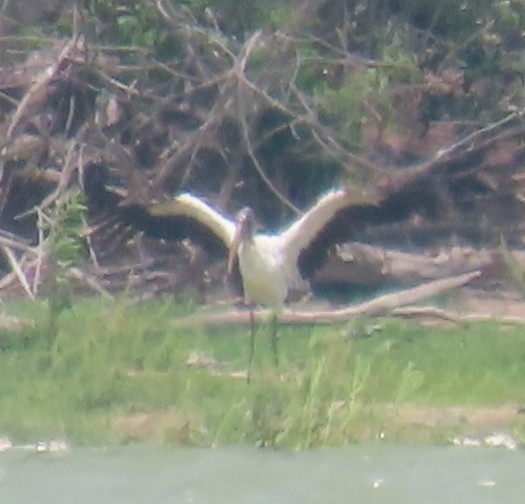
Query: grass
1,296,525,448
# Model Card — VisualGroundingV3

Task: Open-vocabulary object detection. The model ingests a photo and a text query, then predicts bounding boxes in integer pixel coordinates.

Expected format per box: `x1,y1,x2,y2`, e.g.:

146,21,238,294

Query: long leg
270,313,279,369
247,306,256,384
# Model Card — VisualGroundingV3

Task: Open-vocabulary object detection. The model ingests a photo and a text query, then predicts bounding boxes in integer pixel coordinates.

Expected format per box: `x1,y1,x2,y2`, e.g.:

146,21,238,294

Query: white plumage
236,235,288,306
149,189,357,308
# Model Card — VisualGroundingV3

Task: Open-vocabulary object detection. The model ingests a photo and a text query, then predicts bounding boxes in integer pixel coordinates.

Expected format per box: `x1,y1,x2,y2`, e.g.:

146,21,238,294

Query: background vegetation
1,0,525,447
2,0,525,237
2,298,525,448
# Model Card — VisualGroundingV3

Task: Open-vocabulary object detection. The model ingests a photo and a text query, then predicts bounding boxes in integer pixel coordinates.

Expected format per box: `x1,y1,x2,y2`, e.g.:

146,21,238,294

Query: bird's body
237,235,288,306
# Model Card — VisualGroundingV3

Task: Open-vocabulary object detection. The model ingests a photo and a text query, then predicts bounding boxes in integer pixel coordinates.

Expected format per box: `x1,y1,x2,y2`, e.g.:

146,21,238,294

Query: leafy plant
319,68,387,147
87,0,168,52
39,190,88,340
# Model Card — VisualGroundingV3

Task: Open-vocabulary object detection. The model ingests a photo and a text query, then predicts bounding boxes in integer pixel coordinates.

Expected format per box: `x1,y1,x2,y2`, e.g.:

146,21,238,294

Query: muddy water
0,443,523,503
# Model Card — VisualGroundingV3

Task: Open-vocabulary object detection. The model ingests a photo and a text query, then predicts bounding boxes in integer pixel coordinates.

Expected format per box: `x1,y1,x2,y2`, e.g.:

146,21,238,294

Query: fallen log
313,243,495,288
172,270,481,329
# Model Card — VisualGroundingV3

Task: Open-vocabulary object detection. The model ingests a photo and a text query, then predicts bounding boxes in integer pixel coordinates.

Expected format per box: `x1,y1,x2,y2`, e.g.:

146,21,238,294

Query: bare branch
173,270,481,328
1,246,35,299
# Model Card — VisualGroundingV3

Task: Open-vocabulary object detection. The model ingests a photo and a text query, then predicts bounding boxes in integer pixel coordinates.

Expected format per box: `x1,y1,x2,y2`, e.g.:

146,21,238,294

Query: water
0,443,523,503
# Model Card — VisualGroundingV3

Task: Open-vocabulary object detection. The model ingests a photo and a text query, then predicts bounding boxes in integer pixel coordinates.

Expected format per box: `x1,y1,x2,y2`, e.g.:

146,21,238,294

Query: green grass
1,296,525,448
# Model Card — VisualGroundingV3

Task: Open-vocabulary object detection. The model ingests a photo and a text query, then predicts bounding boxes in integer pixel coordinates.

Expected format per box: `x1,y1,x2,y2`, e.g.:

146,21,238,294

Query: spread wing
279,189,377,263
145,194,236,249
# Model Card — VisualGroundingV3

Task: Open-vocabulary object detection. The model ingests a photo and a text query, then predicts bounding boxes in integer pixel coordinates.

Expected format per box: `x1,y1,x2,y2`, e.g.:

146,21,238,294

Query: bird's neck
240,237,255,249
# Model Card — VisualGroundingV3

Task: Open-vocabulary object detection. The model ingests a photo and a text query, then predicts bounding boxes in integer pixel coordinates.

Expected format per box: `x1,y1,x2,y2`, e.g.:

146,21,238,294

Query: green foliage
319,68,388,147
88,0,168,50
184,0,295,35
292,42,325,92
381,45,422,83
40,190,88,339
43,191,87,268
308,45,420,147
1,300,524,447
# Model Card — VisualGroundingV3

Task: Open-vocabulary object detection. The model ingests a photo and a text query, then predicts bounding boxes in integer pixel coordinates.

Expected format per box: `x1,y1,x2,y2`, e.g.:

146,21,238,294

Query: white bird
84,167,422,380
120,189,375,381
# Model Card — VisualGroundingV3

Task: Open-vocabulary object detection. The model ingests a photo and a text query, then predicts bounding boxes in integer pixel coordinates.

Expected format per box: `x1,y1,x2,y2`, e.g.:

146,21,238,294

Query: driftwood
393,307,525,326
313,243,495,288
172,270,481,329
0,232,520,306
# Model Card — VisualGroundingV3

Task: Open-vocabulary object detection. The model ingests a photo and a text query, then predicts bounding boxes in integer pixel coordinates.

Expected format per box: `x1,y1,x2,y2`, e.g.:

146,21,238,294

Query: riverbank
0,296,524,449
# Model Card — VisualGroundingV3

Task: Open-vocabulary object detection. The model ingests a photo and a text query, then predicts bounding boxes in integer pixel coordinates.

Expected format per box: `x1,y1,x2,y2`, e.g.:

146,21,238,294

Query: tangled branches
0,1,525,299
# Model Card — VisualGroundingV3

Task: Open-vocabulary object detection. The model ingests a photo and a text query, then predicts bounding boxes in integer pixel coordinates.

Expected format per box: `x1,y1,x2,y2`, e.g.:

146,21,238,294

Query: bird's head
235,206,255,240
227,206,255,272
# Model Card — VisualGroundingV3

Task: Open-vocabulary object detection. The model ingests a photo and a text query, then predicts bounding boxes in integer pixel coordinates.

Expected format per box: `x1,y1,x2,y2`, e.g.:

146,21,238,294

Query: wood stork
83,164,434,381
107,189,383,381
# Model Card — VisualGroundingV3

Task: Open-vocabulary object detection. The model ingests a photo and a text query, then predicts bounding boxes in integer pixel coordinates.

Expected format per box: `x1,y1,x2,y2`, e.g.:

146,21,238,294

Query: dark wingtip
82,162,122,211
